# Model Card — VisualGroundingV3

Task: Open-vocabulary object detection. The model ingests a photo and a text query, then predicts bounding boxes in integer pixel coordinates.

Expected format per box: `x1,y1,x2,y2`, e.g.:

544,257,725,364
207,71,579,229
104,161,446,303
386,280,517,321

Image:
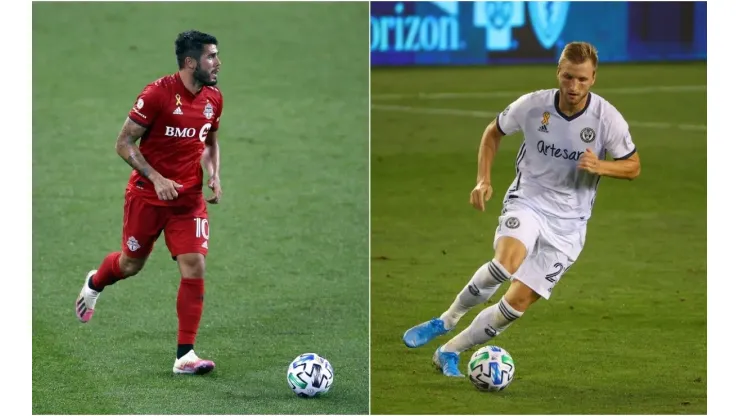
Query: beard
194,63,217,86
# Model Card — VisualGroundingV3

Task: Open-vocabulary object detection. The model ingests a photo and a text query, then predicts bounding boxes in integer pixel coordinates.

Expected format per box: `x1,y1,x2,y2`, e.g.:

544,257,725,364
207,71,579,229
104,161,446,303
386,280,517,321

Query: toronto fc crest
203,102,214,120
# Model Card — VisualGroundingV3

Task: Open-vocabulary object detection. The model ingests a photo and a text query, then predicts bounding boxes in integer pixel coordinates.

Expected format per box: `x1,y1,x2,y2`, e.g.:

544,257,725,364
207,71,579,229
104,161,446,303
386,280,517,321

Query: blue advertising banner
370,1,707,66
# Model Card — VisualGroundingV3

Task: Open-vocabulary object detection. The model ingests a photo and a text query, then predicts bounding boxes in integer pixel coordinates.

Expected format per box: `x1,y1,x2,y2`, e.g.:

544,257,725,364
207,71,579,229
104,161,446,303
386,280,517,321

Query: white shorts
493,199,586,299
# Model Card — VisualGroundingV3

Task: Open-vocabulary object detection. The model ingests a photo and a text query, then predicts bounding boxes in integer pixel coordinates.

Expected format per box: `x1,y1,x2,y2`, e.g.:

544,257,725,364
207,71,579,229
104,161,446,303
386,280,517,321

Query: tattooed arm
115,118,160,181
115,117,182,200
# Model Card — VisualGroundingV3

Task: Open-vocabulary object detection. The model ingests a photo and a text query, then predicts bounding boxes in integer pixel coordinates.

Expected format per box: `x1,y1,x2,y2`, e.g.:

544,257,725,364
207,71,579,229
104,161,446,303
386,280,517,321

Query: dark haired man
75,30,224,375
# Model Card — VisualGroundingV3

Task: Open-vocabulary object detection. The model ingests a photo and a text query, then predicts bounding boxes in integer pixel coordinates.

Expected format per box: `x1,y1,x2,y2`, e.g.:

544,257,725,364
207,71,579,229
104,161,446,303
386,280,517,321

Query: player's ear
185,56,195,70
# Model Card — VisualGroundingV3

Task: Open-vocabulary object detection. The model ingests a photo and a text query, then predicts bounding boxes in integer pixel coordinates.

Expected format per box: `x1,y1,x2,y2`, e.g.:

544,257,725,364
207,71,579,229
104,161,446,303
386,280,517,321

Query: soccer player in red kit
75,30,223,375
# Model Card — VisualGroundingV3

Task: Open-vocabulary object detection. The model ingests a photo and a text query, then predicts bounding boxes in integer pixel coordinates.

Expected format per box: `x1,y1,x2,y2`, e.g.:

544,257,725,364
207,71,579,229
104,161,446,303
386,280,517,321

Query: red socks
91,252,123,290
90,254,206,354
177,278,205,345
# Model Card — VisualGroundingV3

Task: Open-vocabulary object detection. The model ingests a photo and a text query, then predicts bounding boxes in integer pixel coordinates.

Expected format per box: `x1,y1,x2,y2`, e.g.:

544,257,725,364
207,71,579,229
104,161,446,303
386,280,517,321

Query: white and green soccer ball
467,345,515,392
287,353,334,398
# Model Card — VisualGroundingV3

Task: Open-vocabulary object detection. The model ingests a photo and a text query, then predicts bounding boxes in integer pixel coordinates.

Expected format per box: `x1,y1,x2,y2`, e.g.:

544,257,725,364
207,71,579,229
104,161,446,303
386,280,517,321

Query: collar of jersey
175,71,200,98
554,91,591,122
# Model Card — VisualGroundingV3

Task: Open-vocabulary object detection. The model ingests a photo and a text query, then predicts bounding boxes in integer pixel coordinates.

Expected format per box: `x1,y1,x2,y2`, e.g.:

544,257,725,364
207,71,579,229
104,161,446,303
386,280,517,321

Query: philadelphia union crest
527,2,570,49
580,127,596,143
505,217,520,229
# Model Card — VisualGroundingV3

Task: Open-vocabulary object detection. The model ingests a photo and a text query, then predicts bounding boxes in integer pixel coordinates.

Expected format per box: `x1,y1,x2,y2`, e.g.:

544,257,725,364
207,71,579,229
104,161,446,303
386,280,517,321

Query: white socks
440,259,511,330
441,297,524,353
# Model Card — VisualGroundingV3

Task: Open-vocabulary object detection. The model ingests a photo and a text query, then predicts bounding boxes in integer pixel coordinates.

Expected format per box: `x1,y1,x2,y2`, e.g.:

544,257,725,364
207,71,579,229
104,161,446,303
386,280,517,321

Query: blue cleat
403,318,451,348
433,347,464,377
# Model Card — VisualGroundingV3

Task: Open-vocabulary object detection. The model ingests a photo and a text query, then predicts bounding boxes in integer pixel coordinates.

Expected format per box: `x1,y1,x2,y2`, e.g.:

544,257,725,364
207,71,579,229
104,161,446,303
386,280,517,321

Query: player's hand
578,148,601,175
205,176,222,204
153,176,183,201
470,180,493,211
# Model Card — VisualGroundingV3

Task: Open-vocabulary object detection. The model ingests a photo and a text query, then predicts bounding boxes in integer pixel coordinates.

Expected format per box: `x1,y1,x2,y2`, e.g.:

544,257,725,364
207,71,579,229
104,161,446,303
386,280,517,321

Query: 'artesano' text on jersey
496,89,636,220
536,140,584,161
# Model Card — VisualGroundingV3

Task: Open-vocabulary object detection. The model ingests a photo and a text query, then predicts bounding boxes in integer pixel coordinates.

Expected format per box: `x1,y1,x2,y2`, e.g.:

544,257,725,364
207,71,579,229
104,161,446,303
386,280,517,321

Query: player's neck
556,92,589,117
178,70,204,96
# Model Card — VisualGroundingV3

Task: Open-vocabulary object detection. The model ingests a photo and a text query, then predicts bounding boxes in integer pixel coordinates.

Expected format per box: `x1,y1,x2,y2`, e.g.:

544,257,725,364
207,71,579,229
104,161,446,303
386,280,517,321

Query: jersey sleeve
128,84,166,128
603,109,637,160
211,93,223,132
495,93,529,136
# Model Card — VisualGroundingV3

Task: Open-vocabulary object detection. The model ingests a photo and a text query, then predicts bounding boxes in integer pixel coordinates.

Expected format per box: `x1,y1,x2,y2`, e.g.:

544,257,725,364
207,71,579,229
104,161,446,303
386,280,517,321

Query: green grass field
371,63,707,414
32,2,368,414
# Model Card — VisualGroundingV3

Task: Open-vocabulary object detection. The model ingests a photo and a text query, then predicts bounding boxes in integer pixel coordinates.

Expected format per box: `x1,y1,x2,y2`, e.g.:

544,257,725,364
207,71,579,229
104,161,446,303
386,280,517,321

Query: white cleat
75,270,100,323
173,350,215,375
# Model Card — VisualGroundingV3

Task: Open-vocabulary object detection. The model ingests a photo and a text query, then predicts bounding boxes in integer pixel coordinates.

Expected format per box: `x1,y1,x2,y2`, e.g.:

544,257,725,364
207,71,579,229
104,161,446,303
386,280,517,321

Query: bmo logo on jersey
165,123,212,142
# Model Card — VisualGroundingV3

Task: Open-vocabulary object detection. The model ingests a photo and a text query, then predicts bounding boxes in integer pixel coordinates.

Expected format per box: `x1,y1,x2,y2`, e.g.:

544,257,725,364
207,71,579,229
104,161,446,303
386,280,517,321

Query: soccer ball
287,353,334,398
467,345,515,392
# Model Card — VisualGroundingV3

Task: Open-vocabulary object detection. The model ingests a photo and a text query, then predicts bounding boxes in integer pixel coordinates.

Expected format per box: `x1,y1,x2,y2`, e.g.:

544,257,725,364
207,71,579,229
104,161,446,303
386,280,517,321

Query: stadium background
32,2,369,414
371,1,707,414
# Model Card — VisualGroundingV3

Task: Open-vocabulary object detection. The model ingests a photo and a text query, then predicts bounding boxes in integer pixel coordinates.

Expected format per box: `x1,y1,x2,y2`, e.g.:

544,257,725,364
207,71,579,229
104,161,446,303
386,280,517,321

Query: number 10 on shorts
194,218,210,239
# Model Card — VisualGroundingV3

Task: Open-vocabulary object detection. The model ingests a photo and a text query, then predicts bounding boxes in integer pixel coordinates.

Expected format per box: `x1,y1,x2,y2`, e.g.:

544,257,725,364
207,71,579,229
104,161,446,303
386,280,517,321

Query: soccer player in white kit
402,42,642,377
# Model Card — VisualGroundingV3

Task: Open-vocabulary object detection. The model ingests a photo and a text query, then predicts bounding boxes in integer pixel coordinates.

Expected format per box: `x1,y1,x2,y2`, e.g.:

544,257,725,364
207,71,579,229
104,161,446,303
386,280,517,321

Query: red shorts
121,190,210,259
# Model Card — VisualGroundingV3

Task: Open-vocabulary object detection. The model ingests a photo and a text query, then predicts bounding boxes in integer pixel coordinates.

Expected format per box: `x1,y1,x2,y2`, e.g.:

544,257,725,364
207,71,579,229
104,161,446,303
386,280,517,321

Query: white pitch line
372,85,707,101
371,104,707,132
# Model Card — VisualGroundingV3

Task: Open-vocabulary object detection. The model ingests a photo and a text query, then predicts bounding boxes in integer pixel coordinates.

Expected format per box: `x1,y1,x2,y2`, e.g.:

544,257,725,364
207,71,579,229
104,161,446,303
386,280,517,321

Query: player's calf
76,252,148,323
440,288,529,354
503,279,541,312
89,252,147,292
119,254,147,278
439,259,512,330
434,236,526,331
174,253,207,362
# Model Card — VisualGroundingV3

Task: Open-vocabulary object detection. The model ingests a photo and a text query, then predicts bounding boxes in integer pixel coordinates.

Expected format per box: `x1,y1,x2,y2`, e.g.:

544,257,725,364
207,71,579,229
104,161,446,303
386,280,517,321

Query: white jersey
496,89,636,221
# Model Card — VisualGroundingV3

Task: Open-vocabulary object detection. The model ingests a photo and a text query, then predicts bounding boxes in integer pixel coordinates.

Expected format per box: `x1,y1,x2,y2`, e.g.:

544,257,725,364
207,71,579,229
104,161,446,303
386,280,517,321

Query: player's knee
119,254,146,277
177,254,206,278
497,257,522,276
494,237,527,274
495,251,525,276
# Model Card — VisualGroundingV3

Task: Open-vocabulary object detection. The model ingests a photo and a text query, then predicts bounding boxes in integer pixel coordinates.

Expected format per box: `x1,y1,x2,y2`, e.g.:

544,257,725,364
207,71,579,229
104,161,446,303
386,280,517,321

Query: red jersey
126,72,223,206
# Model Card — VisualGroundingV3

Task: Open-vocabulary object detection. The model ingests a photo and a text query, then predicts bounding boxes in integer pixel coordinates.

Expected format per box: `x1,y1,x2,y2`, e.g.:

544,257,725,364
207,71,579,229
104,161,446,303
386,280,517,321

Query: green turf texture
371,63,706,414
33,2,369,414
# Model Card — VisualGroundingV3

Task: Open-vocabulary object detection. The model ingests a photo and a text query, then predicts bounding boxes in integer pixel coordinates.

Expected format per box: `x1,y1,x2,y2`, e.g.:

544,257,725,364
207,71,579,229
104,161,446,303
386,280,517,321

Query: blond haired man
403,42,642,377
